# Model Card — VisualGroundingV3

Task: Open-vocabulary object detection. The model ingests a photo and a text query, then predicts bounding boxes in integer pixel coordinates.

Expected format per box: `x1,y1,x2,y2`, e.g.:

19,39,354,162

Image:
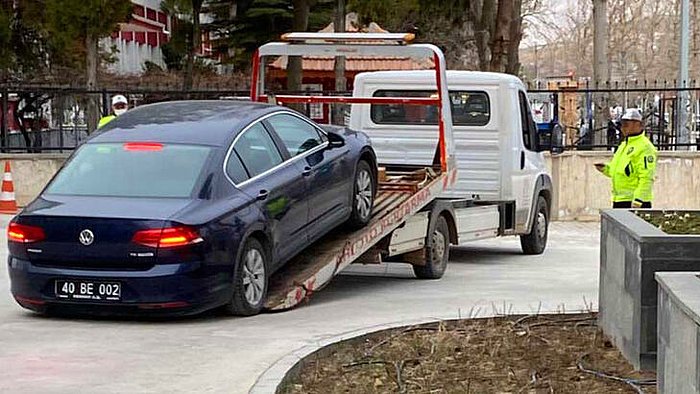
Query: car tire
347,160,375,229
224,237,268,316
520,195,549,255
413,215,450,279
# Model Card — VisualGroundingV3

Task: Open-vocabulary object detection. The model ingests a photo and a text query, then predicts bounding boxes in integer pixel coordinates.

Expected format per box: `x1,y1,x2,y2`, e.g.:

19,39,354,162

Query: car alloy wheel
356,168,373,221
242,248,266,306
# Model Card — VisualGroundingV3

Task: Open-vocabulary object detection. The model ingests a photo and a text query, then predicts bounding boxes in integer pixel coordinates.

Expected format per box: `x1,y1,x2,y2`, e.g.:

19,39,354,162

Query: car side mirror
327,131,345,148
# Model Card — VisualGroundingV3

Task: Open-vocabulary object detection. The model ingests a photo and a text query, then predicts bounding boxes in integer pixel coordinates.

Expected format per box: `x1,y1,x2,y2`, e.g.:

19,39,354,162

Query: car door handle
257,190,269,201
302,166,312,177
520,151,525,170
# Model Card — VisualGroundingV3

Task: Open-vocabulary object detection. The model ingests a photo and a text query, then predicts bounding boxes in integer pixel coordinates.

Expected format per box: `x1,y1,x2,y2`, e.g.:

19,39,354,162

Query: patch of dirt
282,313,656,393
638,210,700,235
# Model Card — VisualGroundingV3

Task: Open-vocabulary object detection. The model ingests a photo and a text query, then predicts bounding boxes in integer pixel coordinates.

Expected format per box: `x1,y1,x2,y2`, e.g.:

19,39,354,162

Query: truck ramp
265,167,455,311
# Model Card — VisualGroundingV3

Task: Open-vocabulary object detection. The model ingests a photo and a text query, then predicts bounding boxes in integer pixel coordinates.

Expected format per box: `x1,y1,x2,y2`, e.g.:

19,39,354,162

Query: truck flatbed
254,32,459,312
265,167,452,311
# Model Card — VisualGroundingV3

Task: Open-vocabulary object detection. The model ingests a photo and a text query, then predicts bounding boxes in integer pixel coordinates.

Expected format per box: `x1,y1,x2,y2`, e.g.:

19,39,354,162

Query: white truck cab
350,70,552,250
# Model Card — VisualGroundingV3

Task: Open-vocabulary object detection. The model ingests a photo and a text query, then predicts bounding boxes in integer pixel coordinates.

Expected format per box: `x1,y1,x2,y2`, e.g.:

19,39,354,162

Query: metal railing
2,82,700,153
0,85,250,153
526,81,700,151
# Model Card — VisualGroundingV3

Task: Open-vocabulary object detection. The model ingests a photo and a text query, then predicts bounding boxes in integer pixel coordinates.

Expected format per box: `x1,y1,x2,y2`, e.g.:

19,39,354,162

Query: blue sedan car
8,101,377,316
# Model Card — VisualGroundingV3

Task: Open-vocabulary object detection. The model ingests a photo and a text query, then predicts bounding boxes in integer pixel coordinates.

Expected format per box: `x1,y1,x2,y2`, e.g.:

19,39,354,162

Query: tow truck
252,33,553,311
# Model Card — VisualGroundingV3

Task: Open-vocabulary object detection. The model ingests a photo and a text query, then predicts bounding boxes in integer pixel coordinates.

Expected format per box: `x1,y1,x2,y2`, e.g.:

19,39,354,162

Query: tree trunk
506,0,522,75
592,0,610,147
184,0,204,92
332,0,346,125
85,33,99,134
471,0,497,71
489,0,513,73
287,0,309,112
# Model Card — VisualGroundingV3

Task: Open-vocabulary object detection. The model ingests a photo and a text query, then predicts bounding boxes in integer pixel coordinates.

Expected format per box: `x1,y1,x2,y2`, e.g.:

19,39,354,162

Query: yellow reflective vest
98,115,116,128
602,133,657,203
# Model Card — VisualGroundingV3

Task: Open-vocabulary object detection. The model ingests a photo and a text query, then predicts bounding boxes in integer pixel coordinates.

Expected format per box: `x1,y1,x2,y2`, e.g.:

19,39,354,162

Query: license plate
55,280,121,301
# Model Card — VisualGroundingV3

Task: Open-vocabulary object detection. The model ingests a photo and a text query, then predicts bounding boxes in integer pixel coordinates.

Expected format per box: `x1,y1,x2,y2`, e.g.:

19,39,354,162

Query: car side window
233,123,284,178
267,113,325,157
518,91,536,151
225,150,249,184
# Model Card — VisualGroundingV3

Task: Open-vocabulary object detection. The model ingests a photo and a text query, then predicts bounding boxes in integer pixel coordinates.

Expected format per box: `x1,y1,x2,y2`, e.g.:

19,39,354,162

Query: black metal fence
526,81,700,151
0,85,250,153
2,82,699,153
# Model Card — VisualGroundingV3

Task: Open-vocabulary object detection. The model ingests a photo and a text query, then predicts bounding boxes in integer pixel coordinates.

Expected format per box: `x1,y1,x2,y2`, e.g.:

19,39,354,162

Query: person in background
98,94,129,128
595,108,657,208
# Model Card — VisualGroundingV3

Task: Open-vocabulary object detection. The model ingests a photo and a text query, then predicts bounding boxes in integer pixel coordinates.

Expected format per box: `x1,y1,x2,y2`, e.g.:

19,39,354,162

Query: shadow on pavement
16,304,241,325
449,245,525,263
292,274,416,308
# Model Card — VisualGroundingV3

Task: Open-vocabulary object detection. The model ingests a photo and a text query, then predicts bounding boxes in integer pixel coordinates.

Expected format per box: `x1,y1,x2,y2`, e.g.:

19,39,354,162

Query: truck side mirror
536,123,564,154
549,124,565,154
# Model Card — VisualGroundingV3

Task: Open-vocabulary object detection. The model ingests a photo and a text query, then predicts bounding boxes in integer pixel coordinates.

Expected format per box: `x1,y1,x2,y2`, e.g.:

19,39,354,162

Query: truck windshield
46,143,213,198
371,90,490,126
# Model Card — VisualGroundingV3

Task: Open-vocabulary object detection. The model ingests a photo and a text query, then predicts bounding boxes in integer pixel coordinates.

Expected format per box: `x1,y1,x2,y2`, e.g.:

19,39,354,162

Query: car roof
90,100,280,147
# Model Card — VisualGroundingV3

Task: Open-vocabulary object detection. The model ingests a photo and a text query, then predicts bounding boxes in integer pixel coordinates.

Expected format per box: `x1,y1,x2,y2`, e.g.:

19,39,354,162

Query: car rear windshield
46,143,213,198
371,90,490,126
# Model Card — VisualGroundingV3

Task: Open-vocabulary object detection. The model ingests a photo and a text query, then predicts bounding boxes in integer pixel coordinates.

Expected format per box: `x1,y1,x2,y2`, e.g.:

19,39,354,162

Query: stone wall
3,150,700,216
657,272,700,394
547,151,700,221
0,154,69,207
599,209,700,370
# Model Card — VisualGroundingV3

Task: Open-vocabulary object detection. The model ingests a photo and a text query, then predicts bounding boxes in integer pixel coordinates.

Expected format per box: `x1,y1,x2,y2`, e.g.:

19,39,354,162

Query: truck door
513,90,542,233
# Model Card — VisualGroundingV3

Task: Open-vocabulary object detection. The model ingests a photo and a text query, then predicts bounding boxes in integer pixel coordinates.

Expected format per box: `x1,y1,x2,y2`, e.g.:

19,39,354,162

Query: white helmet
621,108,642,122
111,94,128,116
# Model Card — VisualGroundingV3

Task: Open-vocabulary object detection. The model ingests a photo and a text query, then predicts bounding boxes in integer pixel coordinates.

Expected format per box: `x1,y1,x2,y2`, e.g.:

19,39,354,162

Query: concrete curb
248,315,452,394
249,306,599,393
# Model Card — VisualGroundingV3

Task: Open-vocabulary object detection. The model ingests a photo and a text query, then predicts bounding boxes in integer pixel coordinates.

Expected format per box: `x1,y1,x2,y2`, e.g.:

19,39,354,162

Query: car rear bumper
8,257,231,317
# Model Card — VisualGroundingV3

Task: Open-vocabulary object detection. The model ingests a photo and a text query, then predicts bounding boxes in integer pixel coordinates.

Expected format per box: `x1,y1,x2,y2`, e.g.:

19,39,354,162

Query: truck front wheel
413,215,450,279
520,195,549,255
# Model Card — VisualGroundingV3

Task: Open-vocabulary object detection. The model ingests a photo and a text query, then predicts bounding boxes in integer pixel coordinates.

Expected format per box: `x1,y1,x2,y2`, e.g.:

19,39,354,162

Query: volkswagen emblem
78,229,95,246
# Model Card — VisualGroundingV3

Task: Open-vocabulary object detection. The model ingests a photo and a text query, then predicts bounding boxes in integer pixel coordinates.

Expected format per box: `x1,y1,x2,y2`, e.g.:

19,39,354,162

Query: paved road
0,218,600,393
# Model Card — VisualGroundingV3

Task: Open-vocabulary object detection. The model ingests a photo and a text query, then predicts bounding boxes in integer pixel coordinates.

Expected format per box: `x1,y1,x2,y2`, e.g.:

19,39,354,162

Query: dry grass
637,211,700,235
282,313,656,394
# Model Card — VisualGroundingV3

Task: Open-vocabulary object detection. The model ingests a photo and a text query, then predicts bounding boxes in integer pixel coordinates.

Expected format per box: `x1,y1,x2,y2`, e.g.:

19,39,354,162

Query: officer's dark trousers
613,201,652,208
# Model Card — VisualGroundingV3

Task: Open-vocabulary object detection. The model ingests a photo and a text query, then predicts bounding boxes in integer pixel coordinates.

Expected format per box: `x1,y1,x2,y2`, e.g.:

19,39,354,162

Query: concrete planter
656,272,700,394
599,209,700,370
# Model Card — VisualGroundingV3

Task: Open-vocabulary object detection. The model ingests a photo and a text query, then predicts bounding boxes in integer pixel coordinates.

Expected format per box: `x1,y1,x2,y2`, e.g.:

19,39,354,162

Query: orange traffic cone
0,161,18,214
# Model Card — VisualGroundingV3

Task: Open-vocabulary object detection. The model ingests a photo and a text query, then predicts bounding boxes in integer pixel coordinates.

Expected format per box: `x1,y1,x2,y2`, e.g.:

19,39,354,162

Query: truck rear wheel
520,196,549,255
413,215,449,279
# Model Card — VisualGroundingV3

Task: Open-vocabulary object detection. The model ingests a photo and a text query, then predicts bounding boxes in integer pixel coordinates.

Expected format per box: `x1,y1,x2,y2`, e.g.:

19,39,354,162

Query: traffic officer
98,94,129,128
595,108,657,208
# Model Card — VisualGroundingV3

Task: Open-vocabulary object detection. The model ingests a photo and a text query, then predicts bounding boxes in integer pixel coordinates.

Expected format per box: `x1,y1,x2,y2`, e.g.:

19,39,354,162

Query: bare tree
506,0,523,74
470,0,497,70
333,0,346,124
287,0,310,94
520,0,693,83
592,0,609,146
85,33,99,133
184,0,205,92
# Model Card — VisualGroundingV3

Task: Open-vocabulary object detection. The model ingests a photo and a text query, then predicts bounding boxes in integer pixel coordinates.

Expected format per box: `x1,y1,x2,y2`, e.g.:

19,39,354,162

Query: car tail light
15,295,46,306
132,227,203,248
8,223,46,243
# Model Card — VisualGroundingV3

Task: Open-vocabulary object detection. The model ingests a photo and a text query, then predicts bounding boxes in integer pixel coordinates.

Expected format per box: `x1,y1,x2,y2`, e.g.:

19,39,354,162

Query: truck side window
371,90,490,126
518,91,536,151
